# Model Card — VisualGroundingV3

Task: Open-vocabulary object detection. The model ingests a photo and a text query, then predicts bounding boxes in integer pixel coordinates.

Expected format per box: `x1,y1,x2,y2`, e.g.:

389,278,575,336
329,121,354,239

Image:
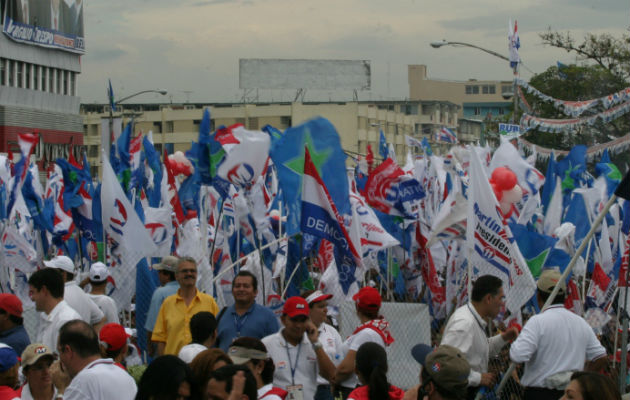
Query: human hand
227,370,245,400
480,372,496,387
51,360,71,393
306,320,319,343
501,326,519,342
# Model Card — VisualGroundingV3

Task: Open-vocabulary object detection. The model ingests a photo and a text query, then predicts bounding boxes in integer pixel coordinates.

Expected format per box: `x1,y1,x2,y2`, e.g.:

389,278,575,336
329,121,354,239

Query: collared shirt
0,325,30,355
510,305,606,388
18,382,57,400
64,358,137,400
440,303,507,387
262,331,318,400
64,282,104,325
216,303,280,352
152,289,219,355
89,294,119,324
144,281,179,332
340,327,385,389
317,323,343,385
36,300,81,351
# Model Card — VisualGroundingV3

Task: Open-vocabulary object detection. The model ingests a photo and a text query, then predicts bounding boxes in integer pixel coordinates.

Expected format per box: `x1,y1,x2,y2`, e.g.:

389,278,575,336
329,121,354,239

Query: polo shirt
152,290,219,355
64,358,137,400
262,331,318,400
0,325,30,355
440,303,507,387
216,303,280,351
89,294,119,324
64,282,104,325
144,281,179,332
36,300,81,351
509,305,606,388
317,322,343,385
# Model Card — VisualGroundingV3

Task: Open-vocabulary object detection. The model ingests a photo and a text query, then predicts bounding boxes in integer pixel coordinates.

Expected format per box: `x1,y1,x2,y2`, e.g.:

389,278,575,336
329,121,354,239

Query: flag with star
595,150,622,198
269,117,350,235
509,222,557,278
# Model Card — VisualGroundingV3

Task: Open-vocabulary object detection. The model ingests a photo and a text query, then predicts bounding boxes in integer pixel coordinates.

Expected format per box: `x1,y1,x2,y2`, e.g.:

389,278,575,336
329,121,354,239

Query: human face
24,357,54,390
57,344,76,378
232,276,257,306
28,285,45,312
560,379,583,400
157,270,170,286
206,378,229,400
176,261,198,288
487,288,505,319
309,300,328,327
177,381,191,400
282,314,308,343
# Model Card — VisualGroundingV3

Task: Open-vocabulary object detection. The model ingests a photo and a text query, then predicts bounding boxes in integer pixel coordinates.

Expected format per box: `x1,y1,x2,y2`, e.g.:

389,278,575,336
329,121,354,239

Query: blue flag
379,130,388,159
270,117,350,236
509,222,557,278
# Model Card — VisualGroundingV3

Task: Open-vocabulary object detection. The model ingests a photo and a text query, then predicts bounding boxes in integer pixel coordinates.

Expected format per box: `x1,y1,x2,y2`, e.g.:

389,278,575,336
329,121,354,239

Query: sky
78,0,630,105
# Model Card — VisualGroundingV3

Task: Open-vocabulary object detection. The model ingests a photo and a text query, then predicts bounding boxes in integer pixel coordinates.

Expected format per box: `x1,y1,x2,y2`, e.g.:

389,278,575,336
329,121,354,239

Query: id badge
286,384,304,400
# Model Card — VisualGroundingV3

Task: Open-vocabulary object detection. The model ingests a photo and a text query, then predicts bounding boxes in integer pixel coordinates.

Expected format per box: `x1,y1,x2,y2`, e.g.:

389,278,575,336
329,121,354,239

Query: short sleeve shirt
64,358,137,400
317,323,343,385
88,294,119,324
64,282,104,325
340,328,385,389
144,281,179,332
37,301,81,352
216,303,280,351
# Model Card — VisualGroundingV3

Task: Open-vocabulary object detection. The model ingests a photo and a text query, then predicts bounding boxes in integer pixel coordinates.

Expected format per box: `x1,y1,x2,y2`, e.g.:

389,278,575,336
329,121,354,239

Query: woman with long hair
135,355,198,400
561,371,620,400
228,337,287,400
189,348,233,395
347,342,403,400
335,287,394,399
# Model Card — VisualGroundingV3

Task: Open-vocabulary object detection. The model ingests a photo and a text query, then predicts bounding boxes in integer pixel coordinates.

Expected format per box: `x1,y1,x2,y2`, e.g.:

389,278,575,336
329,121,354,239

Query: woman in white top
18,344,57,400
302,290,343,400
334,287,394,400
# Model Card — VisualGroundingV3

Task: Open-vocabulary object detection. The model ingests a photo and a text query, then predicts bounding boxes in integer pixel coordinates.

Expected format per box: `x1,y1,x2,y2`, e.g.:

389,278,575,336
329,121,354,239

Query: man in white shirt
440,275,518,400
28,268,81,352
55,319,137,400
510,269,607,400
262,296,336,400
86,262,120,324
44,256,105,331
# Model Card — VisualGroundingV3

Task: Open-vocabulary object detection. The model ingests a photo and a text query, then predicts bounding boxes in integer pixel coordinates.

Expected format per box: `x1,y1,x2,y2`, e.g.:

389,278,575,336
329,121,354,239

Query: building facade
0,0,83,163
408,64,512,121
82,100,463,176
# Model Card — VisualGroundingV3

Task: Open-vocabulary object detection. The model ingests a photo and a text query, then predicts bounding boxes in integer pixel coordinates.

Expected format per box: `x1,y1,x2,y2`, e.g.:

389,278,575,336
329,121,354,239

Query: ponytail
367,362,389,400
355,342,390,400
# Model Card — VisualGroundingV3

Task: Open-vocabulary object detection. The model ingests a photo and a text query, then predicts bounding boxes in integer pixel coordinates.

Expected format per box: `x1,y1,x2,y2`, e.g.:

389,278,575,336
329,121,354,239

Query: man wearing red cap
262,296,337,400
0,293,30,355
99,323,130,368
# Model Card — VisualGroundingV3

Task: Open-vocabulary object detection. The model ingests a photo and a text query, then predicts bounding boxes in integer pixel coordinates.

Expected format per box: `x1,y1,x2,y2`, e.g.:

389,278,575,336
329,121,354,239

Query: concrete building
82,99,465,176
408,64,512,121
0,0,84,163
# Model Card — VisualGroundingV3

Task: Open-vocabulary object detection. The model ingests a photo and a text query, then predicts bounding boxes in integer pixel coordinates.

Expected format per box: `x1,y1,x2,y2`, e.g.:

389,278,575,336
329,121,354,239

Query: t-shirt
64,282,104,325
340,328,385,389
64,358,137,400
88,294,119,324
178,343,207,363
347,384,405,400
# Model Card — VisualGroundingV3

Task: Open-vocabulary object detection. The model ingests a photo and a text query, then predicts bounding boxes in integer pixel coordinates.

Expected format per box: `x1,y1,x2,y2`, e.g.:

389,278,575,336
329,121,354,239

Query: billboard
239,59,371,90
3,0,85,54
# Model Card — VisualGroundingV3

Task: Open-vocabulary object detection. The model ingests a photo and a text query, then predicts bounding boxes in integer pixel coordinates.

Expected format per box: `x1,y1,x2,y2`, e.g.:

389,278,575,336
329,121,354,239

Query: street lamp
105,89,168,159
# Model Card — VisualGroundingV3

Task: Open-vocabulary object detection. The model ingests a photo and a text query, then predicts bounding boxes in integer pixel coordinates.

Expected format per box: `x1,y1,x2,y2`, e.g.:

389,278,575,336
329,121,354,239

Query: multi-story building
82,100,462,176
0,0,84,163
408,64,512,121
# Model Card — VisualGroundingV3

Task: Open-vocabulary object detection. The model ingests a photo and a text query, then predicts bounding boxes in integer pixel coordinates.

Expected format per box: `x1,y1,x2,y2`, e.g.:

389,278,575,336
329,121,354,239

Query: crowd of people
0,254,623,400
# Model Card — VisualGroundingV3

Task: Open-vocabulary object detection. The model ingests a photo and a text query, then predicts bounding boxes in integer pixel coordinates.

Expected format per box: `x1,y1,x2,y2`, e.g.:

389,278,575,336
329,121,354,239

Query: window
248,117,259,130
48,68,54,93
25,63,30,89
42,67,47,91
70,72,75,95
474,107,481,115
498,108,505,115
465,85,479,95
0,59,5,86
502,85,512,94
16,61,23,88
8,60,13,86
56,69,62,93
482,85,495,94
421,105,432,115
33,65,38,90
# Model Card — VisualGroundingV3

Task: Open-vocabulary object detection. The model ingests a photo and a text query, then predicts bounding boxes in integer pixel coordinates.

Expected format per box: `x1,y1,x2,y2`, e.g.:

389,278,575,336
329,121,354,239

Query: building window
16,61,23,88
48,68,54,93
70,72,76,95
474,107,481,115
465,85,479,95
482,85,495,94
0,59,5,86
56,69,62,93
8,60,14,86
33,65,38,90
502,85,512,94
421,105,432,115
25,63,31,89
498,108,505,115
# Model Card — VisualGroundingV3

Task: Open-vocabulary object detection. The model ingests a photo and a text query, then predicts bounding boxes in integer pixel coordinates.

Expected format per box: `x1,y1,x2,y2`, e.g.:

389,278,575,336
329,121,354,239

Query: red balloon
490,181,503,201
491,167,517,191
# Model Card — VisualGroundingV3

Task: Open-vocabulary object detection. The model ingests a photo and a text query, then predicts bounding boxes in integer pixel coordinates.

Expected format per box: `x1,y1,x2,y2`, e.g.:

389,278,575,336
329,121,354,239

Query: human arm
151,302,168,356
335,349,356,383
509,318,538,366
306,321,336,383
51,360,71,398
487,327,515,358
584,326,607,372
156,342,166,357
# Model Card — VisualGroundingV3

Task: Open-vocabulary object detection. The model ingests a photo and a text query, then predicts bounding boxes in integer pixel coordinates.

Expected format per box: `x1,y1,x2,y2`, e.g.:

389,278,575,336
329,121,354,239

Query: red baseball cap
353,287,381,311
0,294,23,318
99,323,130,352
283,296,310,318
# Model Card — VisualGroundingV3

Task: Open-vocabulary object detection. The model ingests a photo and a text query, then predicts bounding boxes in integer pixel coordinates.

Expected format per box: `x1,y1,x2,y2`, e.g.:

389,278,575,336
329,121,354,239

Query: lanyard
284,340,302,385
234,313,249,337
467,304,489,338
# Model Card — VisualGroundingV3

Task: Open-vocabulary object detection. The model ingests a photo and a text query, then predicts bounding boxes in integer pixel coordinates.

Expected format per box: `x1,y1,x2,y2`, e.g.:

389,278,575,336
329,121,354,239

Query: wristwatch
312,341,323,351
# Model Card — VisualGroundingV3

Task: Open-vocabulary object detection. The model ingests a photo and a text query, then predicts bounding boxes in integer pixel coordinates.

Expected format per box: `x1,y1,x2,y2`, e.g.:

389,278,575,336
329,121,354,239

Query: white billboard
239,59,371,90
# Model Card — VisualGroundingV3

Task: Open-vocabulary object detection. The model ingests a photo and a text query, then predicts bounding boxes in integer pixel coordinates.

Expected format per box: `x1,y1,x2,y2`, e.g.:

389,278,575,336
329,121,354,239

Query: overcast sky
78,0,630,105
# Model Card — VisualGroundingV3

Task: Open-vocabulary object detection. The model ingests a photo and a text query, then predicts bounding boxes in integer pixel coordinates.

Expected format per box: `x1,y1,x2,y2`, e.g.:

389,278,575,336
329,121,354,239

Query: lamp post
105,89,168,159
430,40,519,145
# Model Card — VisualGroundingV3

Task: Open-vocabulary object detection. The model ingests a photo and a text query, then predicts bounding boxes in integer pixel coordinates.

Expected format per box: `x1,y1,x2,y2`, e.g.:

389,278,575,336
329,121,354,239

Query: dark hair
231,336,275,384
158,270,176,282
190,349,233,390
58,320,100,358
420,367,458,400
28,268,64,299
136,355,197,400
190,312,217,345
0,309,23,326
355,342,389,400
232,271,258,291
356,304,379,320
208,364,257,400
471,275,503,302
538,289,566,304
569,371,620,400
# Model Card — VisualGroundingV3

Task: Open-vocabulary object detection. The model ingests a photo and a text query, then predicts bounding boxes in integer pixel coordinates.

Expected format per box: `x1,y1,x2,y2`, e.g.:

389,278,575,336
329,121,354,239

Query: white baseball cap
44,255,75,274
89,262,109,282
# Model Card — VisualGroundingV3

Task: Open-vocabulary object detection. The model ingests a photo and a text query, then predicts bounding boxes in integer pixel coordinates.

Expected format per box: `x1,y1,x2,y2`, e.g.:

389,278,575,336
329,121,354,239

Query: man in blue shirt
0,294,30,355
216,270,279,351
145,255,180,356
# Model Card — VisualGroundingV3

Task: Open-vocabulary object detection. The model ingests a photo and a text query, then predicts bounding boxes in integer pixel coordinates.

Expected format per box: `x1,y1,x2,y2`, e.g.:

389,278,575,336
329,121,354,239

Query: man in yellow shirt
152,256,219,355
